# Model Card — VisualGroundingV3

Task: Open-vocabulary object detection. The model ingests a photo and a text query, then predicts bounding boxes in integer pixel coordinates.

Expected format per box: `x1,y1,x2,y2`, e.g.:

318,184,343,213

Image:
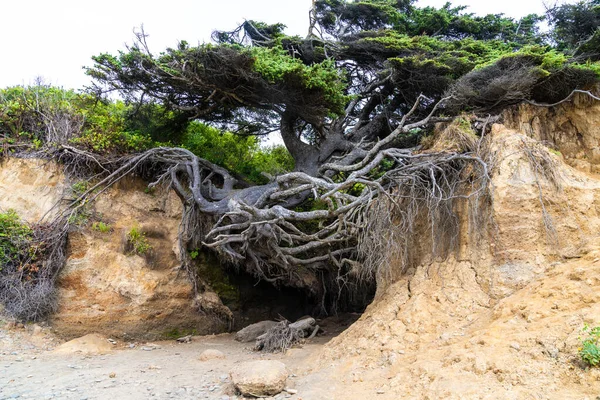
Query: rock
473,356,488,375
199,349,225,361
235,321,279,342
230,360,288,396
176,335,192,343
31,324,43,336
140,343,161,351
510,342,521,351
53,334,114,355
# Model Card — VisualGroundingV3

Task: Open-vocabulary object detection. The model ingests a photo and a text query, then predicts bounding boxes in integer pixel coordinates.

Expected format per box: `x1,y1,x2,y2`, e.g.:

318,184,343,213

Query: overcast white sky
0,0,574,90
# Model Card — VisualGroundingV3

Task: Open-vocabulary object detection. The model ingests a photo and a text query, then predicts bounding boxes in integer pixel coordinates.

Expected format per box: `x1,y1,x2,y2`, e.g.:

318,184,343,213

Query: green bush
0,209,34,269
71,180,89,195
0,85,164,154
580,324,600,367
91,221,111,233
0,209,56,322
126,226,152,255
70,98,155,153
181,121,294,184
0,85,295,179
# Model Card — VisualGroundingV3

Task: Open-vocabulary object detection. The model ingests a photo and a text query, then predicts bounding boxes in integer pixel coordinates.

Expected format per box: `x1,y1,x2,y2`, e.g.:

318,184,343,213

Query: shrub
0,209,58,321
580,324,600,367
0,209,34,269
91,221,111,233
0,85,84,145
71,180,89,195
181,121,294,184
125,226,152,255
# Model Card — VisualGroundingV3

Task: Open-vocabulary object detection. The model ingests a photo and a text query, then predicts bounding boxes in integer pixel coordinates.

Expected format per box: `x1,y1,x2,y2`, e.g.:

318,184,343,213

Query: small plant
71,181,89,195
91,221,111,233
549,148,562,157
162,327,198,339
579,324,600,367
0,209,34,269
67,206,90,226
126,226,152,255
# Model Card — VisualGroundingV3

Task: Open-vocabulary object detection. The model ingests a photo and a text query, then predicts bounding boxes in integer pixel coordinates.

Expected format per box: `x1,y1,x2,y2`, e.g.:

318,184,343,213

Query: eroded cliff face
54,180,230,340
503,93,600,174
0,158,65,222
315,103,600,399
0,160,226,339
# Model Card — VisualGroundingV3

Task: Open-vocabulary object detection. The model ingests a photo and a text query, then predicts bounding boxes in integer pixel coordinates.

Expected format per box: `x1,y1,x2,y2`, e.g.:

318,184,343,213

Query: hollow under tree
72,0,600,313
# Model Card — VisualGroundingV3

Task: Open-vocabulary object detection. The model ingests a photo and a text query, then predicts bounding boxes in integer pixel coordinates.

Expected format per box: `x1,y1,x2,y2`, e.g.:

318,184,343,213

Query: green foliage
121,102,191,144
87,41,347,128
0,85,155,154
67,208,90,226
547,0,600,57
126,226,152,255
580,324,600,367
346,30,515,101
398,4,544,45
91,221,111,233
182,122,294,183
70,98,155,153
162,327,198,339
0,85,192,155
315,0,411,34
0,209,34,269
249,46,348,115
0,85,82,144
0,210,56,322
447,44,600,111
71,180,89,195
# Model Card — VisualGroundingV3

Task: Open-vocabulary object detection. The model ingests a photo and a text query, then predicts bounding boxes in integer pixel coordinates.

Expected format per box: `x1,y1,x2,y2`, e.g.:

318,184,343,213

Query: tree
79,0,600,310
547,0,600,59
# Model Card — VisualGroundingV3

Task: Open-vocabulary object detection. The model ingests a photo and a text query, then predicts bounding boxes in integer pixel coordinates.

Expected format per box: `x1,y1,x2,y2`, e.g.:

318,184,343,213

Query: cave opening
208,262,375,331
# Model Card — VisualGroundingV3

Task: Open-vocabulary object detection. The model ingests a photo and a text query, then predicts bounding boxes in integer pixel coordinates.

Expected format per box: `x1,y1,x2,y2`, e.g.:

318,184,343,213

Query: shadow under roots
223,267,375,331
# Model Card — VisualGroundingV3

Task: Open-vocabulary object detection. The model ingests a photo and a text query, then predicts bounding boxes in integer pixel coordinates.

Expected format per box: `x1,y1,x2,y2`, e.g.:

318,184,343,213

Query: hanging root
518,137,562,245
0,215,68,321
356,127,493,284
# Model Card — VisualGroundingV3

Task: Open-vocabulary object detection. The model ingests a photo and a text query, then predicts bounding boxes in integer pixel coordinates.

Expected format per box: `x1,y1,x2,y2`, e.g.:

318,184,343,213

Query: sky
0,0,574,90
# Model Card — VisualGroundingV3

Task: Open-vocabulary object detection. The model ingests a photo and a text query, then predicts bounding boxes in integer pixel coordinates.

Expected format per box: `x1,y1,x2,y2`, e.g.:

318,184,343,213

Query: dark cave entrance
202,257,375,330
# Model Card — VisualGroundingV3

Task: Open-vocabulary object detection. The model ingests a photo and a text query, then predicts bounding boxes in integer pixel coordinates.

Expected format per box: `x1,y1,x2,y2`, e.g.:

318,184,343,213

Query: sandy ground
0,318,353,400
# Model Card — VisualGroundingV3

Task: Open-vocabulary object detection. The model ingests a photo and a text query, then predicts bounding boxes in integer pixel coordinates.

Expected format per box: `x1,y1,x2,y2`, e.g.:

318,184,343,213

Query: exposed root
1,98,497,320
518,138,562,245
356,128,493,284
0,215,68,321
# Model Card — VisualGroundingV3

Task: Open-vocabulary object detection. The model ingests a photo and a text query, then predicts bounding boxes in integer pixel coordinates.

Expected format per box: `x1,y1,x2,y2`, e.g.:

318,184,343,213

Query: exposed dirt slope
312,123,600,399
0,162,227,339
52,178,228,340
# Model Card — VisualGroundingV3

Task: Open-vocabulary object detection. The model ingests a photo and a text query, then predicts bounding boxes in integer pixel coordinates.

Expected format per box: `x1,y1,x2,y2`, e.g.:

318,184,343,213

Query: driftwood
254,317,318,352
235,320,280,343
